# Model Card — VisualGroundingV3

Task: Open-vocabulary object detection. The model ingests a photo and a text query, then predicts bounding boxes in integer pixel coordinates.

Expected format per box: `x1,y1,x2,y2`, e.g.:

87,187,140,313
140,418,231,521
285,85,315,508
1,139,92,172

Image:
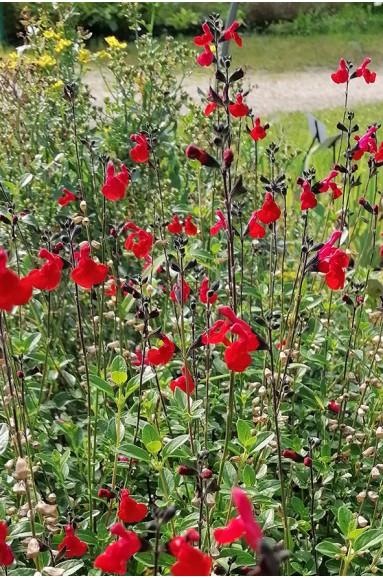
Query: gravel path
86,67,383,116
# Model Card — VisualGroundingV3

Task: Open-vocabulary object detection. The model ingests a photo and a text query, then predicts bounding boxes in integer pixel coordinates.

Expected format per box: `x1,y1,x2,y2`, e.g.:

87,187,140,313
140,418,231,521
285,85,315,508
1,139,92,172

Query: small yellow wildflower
8,52,19,70
43,29,59,40
105,36,127,50
36,54,56,67
51,80,64,90
54,38,72,53
78,48,91,65
96,50,112,61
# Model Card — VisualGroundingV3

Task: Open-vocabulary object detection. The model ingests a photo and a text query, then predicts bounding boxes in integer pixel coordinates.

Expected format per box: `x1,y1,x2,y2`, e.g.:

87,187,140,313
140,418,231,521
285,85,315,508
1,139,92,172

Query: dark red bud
12,215,18,224
98,488,112,500
201,468,213,479
303,457,312,467
223,148,234,168
372,204,379,215
110,227,117,238
17,370,24,379
341,293,353,306
178,465,197,476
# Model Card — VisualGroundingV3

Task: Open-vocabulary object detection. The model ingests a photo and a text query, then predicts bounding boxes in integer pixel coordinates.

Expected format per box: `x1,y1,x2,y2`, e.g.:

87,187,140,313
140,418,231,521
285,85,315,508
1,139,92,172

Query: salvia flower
58,525,87,559
355,57,376,84
117,489,148,524
185,144,219,168
318,170,342,200
98,488,112,500
71,243,108,289
147,334,176,366
214,487,263,552
328,400,341,413
124,222,154,259
247,211,266,239
0,521,14,567
129,133,149,163
104,275,117,296
250,117,269,141
354,125,378,157
184,215,198,236
196,44,214,67
193,22,213,47
94,522,141,576
204,102,218,116
132,347,149,367
257,193,281,225
27,249,63,291
169,530,212,576
331,58,349,84
167,215,183,235
199,277,218,305
170,365,195,395
317,232,349,290
228,93,249,118
222,21,242,47
210,210,227,236
170,279,191,304
0,248,32,311
298,179,317,211
282,449,300,462
58,187,76,206
375,141,383,163
101,161,129,201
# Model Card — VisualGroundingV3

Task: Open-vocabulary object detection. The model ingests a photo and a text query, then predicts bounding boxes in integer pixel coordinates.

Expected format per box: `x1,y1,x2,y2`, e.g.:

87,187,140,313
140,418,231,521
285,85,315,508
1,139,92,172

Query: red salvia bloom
375,141,383,162
257,192,281,225
210,210,227,236
197,44,214,67
124,222,154,259
104,275,117,296
299,180,317,211
228,93,249,118
117,489,148,524
58,525,88,559
170,279,191,303
247,211,266,238
199,277,218,305
318,170,342,200
71,243,108,289
130,134,150,163
193,22,214,46
98,488,112,500
185,144,217,167
58,188,76,207
168,215,183,235
204,102,218,116
331,58,349,84
184,215,198,236
202,319,232,346
282,449,300,462
94,522,141,576
328,400,341,413
250,118,268,141
147,334,176,366
27,249,63,291
317,232,349,290
101,161,129,201
169,530,212,576
354,125,378,156
170,365,195,395
355,57,376,84
223,21,242,47
0,249,32,311
132,347,149,367
0,521,14,567
214,487,263,552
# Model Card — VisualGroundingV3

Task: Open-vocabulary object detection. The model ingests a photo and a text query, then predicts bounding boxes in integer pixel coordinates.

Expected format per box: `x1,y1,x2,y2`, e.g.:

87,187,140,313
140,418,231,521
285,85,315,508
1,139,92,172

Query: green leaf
0,424,9,455
337,506,356,538
242,463,255,487
89,374,114,398
142,423,162,455
354,529,383,551
237,419,251,447
223,461,237,486
162,435,190,460
316,541,342,557
111,355,128,386
253,431,274,452
119,444,150,463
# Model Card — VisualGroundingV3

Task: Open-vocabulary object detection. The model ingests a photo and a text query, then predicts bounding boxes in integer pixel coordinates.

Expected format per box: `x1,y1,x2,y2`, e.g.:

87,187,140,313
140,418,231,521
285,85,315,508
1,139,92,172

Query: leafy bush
0,3,383,577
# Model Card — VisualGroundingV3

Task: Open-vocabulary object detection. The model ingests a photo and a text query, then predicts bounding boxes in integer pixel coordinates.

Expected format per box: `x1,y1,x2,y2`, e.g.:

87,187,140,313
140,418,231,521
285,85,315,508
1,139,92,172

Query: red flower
132,347,149,367
247,211,266,238
210,210,227,236
202,319,232,346
147,334,176,366
328,400,341,413
354,125,378,157
197,44,214,67
282,449,300,462
214,487,263,552
380,245,383,259
250,118,268,141
303,457,312,467
168,215,183,235
124,222,153,259
117,489,148,524
185,144,218,168
318,170,342,200
0,249,32,311
257,193,281,225
223,20,242,47
101,161,129,201
0,521,14,567
27,249,63,291
317,232,349,291
375,141,383,162
194,22,213,47
170,279,191,304
299,180,317,211
71,243,108,289
199,277,218,305
58,188,76,207
228,93,248,118
355,57,376,84
98,488,112,500
169,530,212,576
184,215,198,236
105,275,117,296
94,523,141,576
170,365,195,395
204,102,218,116
130,134,150,163
58,525,87,559
331,58,349,84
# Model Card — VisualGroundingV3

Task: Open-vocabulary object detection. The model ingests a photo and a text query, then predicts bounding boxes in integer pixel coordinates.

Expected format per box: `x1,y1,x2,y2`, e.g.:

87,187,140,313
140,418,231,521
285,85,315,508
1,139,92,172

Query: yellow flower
8,52,19,70
78,48,90,65
96,50,112,61
51,80,64,90
43,29,59,40
54,38,72,53
105,36,127,50
36,54,56,68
